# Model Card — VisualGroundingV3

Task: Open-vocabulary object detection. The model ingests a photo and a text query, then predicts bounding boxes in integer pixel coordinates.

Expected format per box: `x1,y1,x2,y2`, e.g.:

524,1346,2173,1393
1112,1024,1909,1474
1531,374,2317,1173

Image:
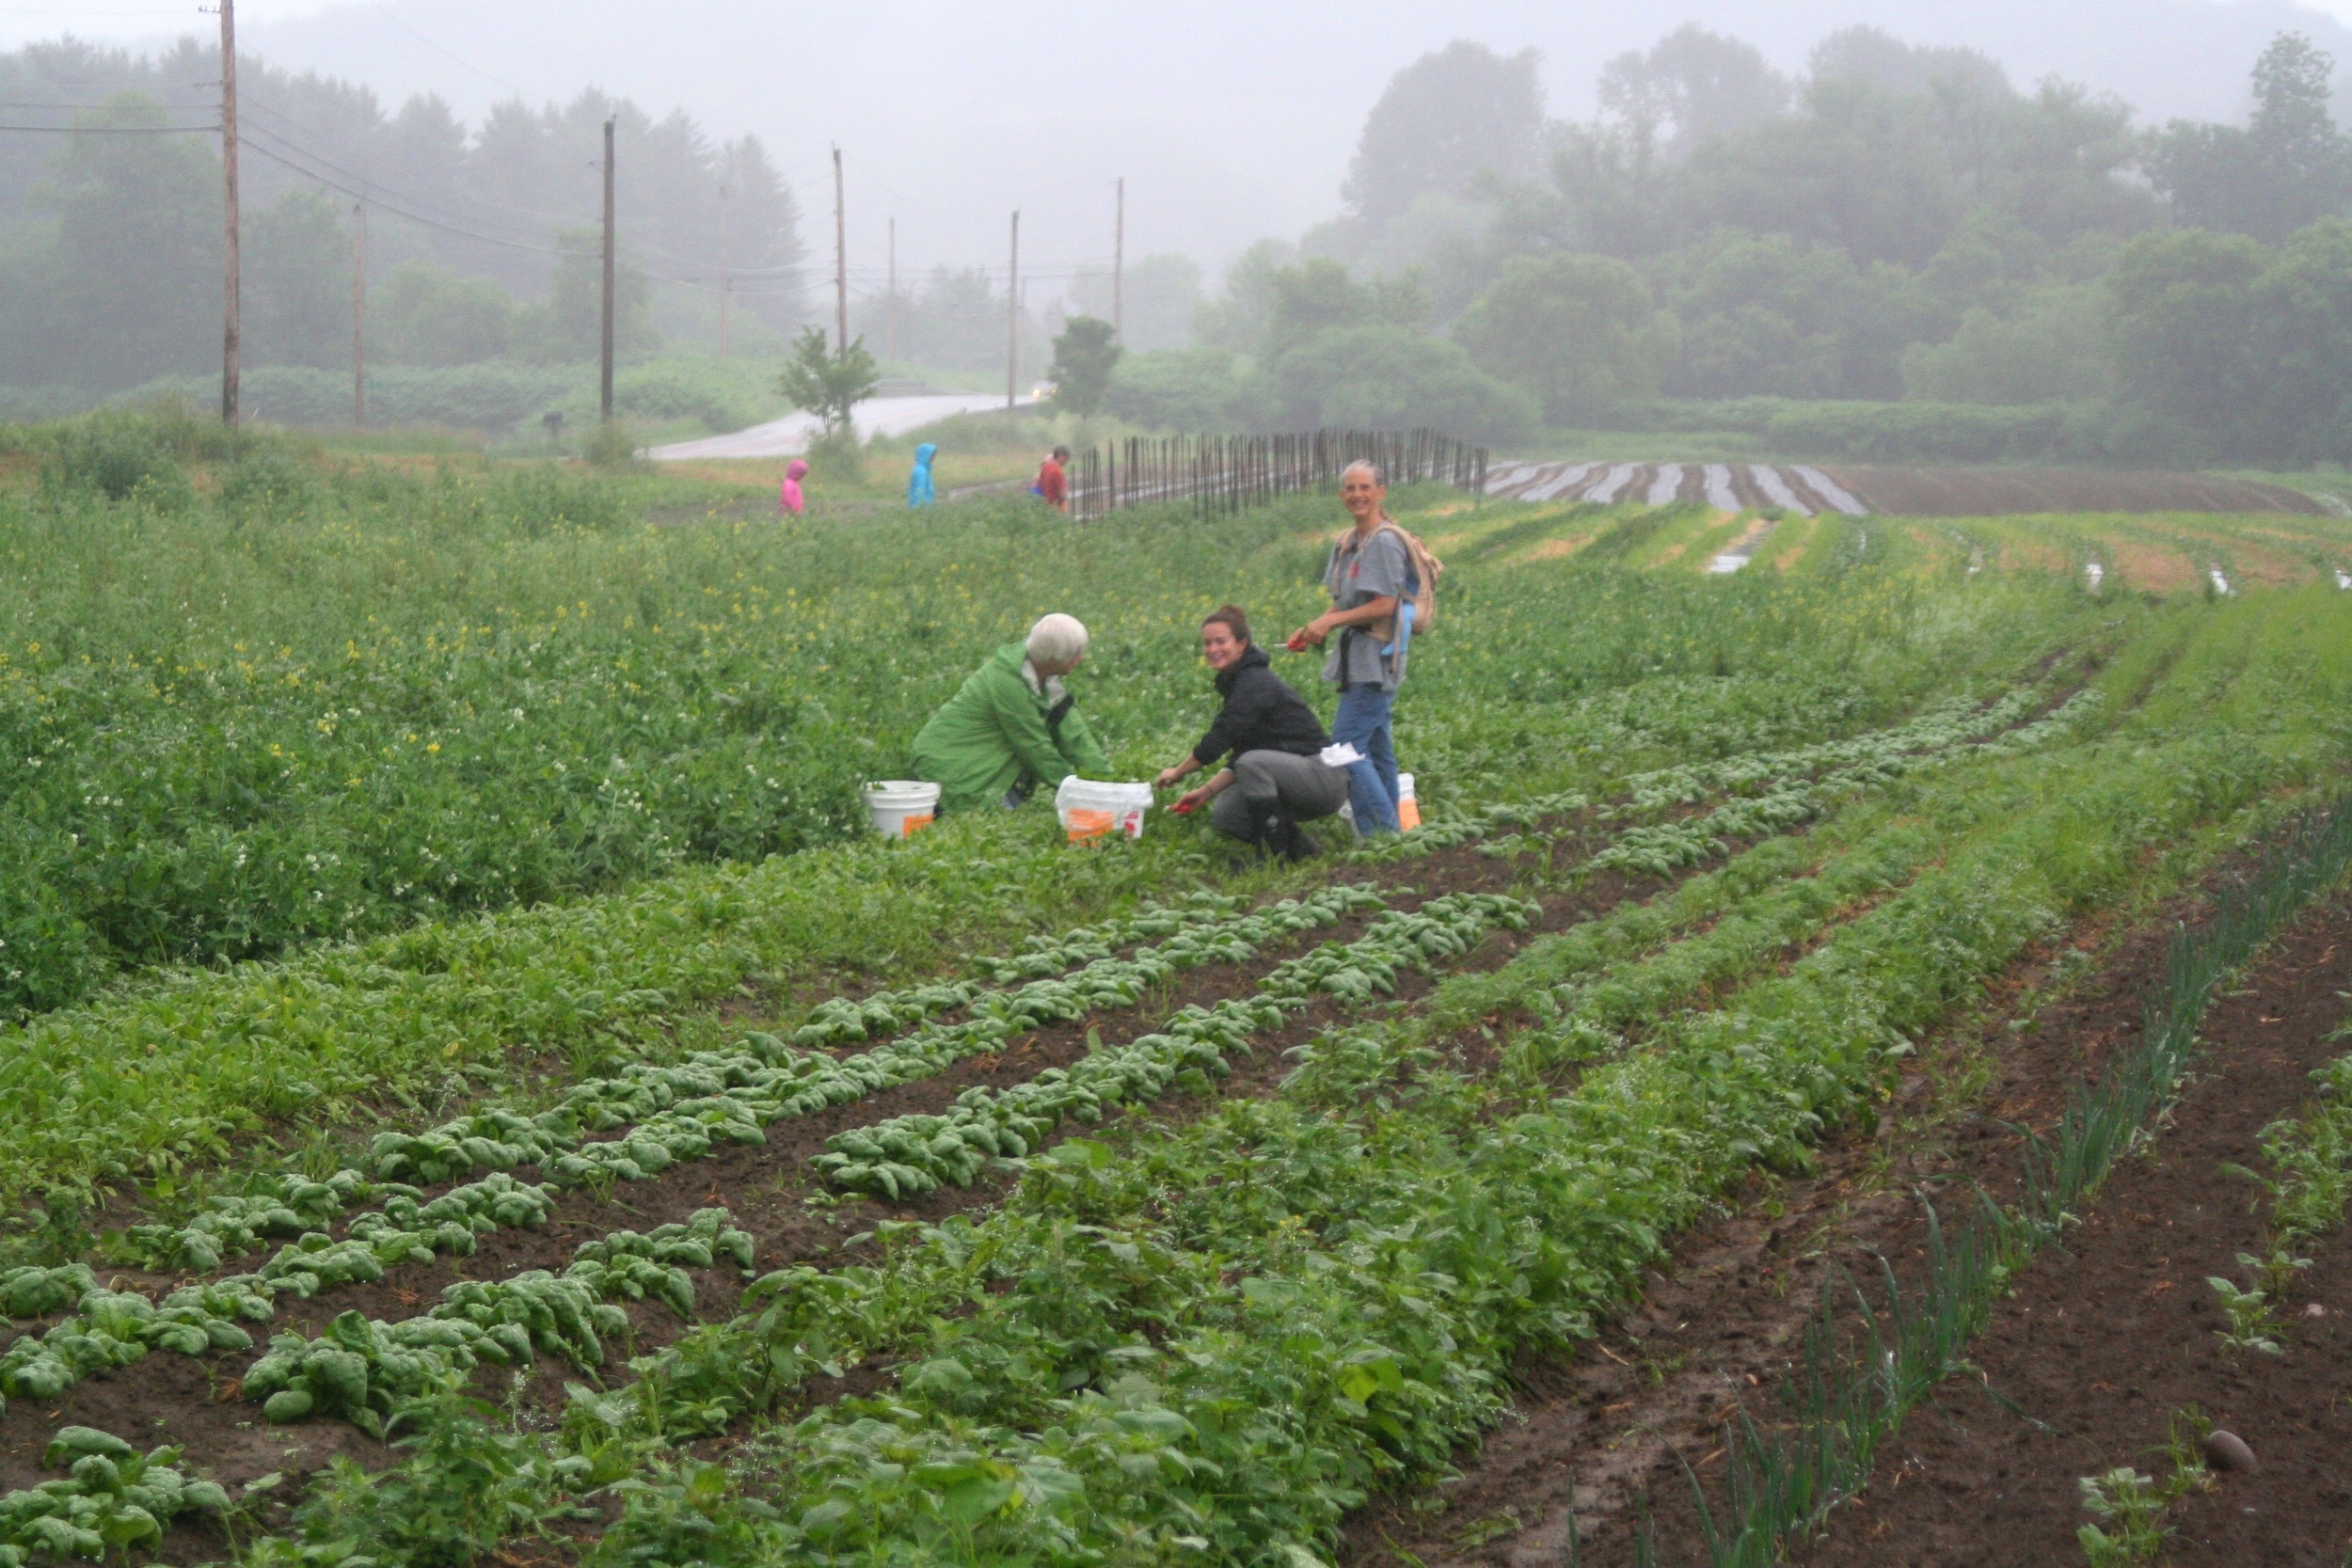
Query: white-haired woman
911,612,1112,813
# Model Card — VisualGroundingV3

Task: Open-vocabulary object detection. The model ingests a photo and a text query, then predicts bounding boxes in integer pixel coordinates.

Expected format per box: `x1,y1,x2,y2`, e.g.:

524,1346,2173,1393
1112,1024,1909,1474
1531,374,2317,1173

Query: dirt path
1786,899,2352,1568
1340,855,2337,1567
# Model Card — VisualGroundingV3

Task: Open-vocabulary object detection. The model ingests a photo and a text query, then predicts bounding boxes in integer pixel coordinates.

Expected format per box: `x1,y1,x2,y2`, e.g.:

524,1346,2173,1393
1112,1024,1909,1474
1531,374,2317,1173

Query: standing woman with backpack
1288,459,1438,835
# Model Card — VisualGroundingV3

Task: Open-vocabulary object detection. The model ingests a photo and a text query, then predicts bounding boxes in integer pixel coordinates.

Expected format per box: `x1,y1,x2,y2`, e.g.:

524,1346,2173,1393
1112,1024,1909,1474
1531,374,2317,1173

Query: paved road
647,391,1038,462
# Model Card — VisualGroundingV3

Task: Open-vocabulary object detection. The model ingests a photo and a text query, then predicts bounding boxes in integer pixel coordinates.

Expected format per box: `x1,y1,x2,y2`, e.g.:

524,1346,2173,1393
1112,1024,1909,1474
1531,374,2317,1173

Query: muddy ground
1342,864,2352,1568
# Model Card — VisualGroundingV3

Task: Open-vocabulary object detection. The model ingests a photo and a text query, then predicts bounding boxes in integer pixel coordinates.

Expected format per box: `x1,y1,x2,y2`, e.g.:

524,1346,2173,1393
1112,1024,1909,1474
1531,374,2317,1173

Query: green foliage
2076,1468,2169,1564
1272,325,1537,444
276,1395,590,1567
1454,252,1664,421
775,325,879,436
373,262,519,369
1100,348,1249,431
0,1430,228,1566
536,228,660,366
2205,1273,2283,1354
583,418,641,469
1046,316,1121,418
40,415,191,506
1263,258,1429,360
2146,33,2351,244
247,192,357,372
5,93,221,392
1899,284,2112,405
1342,40,1545,228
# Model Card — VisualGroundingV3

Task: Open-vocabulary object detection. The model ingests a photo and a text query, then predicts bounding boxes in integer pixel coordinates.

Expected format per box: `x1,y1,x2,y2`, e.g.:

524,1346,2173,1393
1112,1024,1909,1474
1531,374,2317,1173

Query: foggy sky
13,0,2352,291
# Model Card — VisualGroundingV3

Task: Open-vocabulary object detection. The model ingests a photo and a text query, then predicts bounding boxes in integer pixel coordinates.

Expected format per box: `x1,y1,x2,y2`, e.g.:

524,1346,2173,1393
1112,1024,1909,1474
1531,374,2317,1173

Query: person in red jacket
1034,445,1071,512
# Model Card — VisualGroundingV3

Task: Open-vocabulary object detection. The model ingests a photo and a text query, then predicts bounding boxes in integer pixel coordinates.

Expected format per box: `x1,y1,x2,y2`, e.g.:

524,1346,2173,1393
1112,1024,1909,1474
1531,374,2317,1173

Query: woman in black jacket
1153,605,1346,861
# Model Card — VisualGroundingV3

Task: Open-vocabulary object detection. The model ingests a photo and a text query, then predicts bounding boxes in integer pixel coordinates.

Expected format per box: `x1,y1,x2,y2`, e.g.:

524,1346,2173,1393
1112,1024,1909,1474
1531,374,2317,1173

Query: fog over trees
9,0,2352,463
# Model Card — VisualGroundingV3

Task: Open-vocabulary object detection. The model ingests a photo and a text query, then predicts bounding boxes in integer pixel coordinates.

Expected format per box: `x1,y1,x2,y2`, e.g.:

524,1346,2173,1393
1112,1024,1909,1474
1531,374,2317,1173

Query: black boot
1242,796,1289,861
1284,822,1323,862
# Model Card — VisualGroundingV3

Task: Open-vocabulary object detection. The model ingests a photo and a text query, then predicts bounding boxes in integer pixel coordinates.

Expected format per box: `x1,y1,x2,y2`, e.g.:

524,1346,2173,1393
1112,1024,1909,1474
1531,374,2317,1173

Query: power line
234,95,809,280
238,130,827,296
368,4,541,105
0,122,213,133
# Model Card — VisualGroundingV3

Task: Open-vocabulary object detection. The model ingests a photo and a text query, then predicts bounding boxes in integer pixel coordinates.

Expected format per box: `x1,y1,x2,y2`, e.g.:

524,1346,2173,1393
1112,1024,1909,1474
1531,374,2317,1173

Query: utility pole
717,182,730,359
1113,176,1124,341
1006,208,1019,411
351,200,365,427
831,146,848,356
599,115,615,422
218,0,240,427
886,215,897,363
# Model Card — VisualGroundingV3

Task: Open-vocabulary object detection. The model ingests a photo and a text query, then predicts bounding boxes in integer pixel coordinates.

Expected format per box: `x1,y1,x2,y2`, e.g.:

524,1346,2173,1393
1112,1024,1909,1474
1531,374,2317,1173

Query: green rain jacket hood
909,642,1112,813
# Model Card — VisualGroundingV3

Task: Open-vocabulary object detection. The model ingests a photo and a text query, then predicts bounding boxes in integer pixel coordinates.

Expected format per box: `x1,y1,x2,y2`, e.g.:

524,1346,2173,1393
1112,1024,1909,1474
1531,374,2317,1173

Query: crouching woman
1154,605,1343,861
912,612,1112,813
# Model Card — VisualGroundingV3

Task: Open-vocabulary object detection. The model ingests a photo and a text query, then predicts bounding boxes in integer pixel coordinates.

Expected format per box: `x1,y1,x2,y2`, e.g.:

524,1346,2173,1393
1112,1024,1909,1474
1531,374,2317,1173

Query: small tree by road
1048,316,1121,417
777,325,881,435
777,325,881,480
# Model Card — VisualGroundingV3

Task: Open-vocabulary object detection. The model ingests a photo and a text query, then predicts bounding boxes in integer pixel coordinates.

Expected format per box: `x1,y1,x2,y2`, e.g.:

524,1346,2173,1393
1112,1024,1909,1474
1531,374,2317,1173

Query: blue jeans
1332,684,1401,834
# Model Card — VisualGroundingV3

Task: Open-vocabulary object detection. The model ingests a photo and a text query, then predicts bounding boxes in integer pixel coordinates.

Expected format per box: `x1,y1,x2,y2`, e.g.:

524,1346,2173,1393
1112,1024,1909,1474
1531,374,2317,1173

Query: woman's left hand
1153,765,1189,789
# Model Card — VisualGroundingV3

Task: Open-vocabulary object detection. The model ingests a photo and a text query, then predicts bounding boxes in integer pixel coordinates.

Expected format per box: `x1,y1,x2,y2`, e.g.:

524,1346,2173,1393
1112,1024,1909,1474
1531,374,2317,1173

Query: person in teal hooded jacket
911,613,1111,813
907,442,937,507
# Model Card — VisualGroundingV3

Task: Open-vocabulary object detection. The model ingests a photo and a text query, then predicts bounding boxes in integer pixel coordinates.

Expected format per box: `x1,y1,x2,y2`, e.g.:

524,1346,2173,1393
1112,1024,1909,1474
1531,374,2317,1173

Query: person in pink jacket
779,457,809,516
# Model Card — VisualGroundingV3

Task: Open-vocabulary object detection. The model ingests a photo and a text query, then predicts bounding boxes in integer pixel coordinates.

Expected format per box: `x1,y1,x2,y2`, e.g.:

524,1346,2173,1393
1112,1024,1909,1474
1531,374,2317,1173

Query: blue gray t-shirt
1322,524,1412,690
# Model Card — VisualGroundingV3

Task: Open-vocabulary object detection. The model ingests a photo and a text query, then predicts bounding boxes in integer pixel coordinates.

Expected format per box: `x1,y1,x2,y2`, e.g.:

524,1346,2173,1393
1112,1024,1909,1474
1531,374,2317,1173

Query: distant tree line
1108,27,2352,464
0,40,803,395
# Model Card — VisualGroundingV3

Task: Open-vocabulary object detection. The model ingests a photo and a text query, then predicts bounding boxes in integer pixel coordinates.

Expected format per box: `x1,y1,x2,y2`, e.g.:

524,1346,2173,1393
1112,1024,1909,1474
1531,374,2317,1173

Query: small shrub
803,426,865,484
217,449,321,518
584,420,642,470
46,418,188,503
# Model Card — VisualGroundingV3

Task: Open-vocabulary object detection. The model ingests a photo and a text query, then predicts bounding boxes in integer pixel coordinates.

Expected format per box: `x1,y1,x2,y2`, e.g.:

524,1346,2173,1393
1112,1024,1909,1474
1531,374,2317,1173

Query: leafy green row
374,890,1372,1185
119,884,1385,1274
1614,685,2044,812
596,711,2292,1564
0,1284,255,1404
813,895,1539,1198
812,1008,1262,1200
246,1209,755,1436
801,890,1243,1039
0,1427,230,1568
1582,691,2106,880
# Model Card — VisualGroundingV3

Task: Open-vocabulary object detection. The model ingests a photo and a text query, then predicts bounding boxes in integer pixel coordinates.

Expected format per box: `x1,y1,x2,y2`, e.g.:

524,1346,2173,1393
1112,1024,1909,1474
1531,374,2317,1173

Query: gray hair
1342,459,1384,485
1026,611,1090,667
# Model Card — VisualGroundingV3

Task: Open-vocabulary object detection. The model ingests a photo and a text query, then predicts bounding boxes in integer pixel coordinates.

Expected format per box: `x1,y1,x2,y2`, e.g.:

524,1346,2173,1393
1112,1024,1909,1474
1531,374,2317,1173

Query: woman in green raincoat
911,613,1111,813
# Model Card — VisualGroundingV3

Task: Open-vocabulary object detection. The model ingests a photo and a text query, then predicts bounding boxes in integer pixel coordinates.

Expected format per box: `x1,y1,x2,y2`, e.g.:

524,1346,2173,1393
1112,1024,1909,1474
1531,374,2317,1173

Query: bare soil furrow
1343,855,2311,1567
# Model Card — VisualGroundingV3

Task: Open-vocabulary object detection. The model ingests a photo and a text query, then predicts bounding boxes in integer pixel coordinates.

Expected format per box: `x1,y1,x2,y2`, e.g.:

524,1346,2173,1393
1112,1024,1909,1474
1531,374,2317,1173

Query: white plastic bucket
1397,772,1421,832
1056,777,1152,843
863,780,940,839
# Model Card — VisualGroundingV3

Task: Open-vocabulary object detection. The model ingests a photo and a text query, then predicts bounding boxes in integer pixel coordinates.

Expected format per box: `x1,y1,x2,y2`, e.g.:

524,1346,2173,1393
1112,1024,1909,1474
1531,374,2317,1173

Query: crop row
814,894,1538,1198
5,688,2099,1432
565,675,2303,1564
119,882,1384,1279
0,887,1392,1410
0,1203,754,1426
0,1428,228,1566
113,678,2041,1278
1360,682,2092,870
244,1208,755,1435
583,711,2119,1447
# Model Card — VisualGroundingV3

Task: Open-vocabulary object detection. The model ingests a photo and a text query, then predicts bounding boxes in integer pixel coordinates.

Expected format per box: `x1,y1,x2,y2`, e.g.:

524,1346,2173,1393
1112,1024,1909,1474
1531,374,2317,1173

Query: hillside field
0,440,2345,1566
